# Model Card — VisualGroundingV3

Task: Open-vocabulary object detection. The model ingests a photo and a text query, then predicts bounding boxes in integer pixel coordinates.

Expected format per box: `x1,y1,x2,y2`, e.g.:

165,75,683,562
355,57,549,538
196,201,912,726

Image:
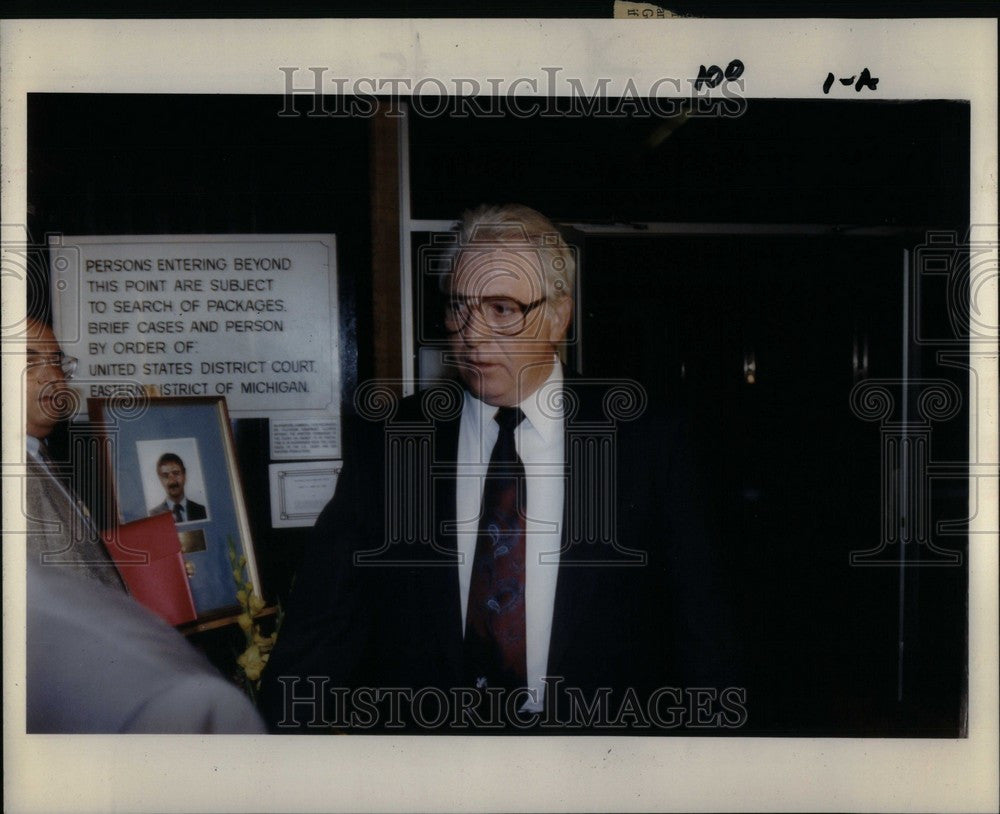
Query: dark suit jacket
261,377,736,732
148,499,207,522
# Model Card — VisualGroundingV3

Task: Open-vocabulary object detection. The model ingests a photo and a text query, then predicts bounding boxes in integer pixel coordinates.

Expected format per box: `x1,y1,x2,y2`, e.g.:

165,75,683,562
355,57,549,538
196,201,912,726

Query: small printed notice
268,461,341,529
48,233,340,424
270,418,340,460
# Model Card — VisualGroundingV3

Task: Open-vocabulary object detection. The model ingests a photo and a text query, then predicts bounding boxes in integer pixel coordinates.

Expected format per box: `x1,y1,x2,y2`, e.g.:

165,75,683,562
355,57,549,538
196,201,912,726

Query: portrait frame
87,395,261,622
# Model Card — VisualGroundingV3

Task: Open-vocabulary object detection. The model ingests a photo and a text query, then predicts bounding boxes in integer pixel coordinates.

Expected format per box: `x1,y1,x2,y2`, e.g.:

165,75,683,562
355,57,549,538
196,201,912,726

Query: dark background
27,93,970,735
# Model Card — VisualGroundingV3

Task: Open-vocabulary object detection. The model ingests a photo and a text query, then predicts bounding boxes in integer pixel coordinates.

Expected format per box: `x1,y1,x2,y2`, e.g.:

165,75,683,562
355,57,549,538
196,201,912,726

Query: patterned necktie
464,406,527,691
173,503,184,523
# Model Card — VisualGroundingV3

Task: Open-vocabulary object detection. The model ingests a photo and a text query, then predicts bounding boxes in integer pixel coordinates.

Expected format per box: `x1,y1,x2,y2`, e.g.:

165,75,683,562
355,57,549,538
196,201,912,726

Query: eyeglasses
26,351,78,380
443,296,547,336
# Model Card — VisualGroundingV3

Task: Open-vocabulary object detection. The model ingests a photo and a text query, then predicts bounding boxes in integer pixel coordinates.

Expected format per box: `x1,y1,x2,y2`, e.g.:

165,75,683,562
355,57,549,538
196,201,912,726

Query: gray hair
444,203,576,302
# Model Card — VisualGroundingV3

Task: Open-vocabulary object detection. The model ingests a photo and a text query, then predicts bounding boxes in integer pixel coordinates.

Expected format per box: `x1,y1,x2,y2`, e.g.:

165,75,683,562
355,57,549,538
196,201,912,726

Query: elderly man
23,317,125,591
261,204,734,732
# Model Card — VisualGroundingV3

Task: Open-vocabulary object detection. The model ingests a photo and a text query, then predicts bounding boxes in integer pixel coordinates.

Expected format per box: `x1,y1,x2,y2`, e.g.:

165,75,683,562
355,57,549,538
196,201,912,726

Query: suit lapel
429,411,465,679
545,498,606,681
545,378,606,680
26,455,127,592
26,457,74,537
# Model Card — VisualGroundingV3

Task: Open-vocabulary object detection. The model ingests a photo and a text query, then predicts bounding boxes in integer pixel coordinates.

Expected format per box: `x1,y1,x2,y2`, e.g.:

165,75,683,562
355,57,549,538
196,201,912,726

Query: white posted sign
49,234,341,427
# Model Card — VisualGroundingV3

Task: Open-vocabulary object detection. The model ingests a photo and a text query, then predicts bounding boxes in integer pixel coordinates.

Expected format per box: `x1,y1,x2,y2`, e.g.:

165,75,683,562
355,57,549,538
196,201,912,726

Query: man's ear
548,295,574,342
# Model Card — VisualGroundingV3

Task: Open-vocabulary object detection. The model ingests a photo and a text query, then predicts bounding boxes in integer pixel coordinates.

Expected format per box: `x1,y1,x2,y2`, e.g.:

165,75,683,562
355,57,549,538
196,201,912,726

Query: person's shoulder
27,562,266,734
351,379,466,427
335,382,466,481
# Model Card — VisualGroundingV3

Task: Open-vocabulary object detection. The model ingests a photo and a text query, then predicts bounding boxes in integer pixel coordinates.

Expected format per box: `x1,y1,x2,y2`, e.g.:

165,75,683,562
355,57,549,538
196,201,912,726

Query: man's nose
36,362,64,385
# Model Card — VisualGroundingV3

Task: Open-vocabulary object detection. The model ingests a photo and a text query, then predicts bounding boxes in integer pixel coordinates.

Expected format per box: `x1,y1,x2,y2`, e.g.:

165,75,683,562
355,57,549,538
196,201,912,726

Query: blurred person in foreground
23,317,124,591
21,316,264,733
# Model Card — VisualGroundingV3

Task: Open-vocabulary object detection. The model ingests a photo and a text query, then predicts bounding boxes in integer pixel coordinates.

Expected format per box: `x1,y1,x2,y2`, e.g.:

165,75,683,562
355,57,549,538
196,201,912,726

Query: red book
102,513,197,626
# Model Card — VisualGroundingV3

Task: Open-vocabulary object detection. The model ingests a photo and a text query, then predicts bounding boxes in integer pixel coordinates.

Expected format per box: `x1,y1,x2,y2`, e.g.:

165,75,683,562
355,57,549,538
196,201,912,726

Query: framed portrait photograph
87,395,261,621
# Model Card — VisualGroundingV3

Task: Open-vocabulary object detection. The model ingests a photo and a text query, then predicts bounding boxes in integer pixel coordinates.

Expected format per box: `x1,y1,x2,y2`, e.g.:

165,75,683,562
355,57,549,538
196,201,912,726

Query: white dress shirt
455,364,565,711
26,434,46,463
164,499,190,520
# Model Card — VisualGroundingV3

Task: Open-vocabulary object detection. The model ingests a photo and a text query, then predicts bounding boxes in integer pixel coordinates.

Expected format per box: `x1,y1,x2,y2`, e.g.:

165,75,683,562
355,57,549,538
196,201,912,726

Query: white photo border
1,17,997,814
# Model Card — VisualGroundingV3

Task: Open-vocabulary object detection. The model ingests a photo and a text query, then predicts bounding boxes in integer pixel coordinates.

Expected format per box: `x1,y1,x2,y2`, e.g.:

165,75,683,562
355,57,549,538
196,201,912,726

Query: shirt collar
519,363,564,447
461,359,565,445
26,435,42,459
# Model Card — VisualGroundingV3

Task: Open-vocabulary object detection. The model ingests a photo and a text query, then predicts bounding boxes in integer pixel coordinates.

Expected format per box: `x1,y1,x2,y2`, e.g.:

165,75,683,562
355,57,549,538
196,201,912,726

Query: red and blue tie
464,406,527,691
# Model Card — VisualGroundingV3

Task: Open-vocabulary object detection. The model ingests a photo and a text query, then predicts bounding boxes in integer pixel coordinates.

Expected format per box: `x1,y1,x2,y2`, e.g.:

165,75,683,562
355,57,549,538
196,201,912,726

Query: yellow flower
248,593,266,614
231,568,243,583
253,630,278,653
236,612,253,632
236,589,248,605
237,644,267,682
